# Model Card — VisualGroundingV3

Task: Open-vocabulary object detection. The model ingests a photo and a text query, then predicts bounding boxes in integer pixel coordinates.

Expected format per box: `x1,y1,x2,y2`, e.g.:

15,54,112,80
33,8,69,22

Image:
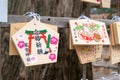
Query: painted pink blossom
17,41,24,48
50,36,58,45
49,54,56,61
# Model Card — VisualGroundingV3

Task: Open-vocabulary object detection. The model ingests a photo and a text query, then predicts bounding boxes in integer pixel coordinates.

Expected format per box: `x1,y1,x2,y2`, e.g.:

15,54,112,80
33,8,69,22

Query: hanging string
79,0,88,19
78,14,90,19
111,16,120,21
114,72,120,76
78,3,89,80
23,12,41,22
100,77,108,80
111,0,120,21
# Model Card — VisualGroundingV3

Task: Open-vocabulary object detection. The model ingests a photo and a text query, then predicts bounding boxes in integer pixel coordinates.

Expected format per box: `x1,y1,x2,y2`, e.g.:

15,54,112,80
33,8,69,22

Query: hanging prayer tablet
9,23,27,55
12,19,59,66
9,22,58,55
101,0,111,8
75,45,102,64
69,19,110,45
112,22,120,44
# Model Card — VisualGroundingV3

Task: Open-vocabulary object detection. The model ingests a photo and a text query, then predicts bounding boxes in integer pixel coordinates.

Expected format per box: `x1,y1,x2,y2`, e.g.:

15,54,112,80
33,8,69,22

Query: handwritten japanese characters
12,19,59,66
69,19,110,45
110,45,120,64
75,45,102,64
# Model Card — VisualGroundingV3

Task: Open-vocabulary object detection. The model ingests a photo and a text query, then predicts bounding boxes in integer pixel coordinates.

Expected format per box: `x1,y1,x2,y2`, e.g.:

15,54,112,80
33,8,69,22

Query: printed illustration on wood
12,19,59,66
75,45,102,64
69,19,110,45
9,22,58,55
81,0,100,4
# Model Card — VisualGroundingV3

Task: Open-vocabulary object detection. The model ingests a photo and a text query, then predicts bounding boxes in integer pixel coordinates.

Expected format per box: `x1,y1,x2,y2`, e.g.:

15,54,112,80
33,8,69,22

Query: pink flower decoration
17,41,24,48
49,54,56,61
50,36,58,45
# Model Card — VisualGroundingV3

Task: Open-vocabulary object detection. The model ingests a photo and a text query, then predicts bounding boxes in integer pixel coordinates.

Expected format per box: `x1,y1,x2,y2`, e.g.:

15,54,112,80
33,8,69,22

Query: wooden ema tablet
9,22,58,55
110,45,120,64
110,22,120,64
113,22,120,44
81,0,100,4
12,19,59,66
69,19,110,45
9,23,27,55
75,45,102,64
101,0,111,8
109,23,116,45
